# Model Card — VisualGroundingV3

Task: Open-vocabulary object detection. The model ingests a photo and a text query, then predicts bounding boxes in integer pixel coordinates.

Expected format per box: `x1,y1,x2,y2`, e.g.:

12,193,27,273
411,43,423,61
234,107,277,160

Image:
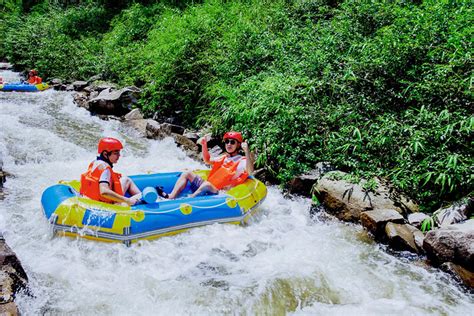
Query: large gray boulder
423,220,474,270
360,209,404,238
88,87,140,116
314,172,418,222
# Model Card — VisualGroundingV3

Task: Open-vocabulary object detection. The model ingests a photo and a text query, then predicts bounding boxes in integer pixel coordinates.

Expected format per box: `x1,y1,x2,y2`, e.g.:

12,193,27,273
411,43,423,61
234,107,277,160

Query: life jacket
207,156,248,190
80,160,123,203
28,76,42,84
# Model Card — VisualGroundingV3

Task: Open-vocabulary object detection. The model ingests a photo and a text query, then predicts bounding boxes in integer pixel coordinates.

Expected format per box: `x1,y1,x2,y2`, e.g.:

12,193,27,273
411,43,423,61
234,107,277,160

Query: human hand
197,133,211,146
127,195,141,206
241,142,249,153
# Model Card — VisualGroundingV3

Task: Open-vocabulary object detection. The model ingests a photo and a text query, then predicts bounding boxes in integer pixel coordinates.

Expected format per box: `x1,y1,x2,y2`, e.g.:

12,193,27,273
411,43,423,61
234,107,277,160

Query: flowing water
0,70,472,315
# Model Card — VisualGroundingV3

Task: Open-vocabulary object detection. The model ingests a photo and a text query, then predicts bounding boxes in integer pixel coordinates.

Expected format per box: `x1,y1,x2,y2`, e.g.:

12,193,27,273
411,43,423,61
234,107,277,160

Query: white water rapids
0,70,472,315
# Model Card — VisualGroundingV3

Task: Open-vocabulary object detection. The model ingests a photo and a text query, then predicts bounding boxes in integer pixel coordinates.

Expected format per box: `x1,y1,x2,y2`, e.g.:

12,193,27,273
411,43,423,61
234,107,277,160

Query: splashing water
0,74,472,315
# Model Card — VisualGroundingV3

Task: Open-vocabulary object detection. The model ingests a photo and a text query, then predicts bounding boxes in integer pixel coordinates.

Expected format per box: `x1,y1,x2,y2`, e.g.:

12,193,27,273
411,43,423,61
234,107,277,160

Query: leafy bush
1,0,472,211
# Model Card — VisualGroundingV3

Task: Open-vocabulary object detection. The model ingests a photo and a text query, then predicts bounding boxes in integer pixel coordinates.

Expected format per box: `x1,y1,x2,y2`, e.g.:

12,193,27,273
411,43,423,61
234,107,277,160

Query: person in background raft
161,131,254,199
26,69,42,84
80,137,142,206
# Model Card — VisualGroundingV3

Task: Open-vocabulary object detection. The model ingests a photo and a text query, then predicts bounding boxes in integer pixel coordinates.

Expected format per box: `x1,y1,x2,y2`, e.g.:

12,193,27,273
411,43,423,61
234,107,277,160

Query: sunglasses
224,139,238,145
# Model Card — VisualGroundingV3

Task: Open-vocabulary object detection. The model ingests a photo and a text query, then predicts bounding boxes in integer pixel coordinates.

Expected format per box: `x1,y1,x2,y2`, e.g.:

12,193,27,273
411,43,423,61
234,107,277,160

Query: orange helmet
98,137,123,154
223,131,243,143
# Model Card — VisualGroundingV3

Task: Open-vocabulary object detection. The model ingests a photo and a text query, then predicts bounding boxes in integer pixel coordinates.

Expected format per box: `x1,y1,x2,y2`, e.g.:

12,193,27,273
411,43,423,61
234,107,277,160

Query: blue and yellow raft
0,82,49,92
41,170,267,245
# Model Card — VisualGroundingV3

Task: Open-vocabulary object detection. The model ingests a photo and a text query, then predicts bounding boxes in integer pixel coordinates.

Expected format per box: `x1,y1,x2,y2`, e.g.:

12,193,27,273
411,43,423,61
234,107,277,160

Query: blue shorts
190,175,204,192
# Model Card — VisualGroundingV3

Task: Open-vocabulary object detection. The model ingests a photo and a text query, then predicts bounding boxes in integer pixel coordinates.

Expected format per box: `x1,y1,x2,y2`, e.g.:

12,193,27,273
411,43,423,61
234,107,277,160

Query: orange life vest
80,161,123,203
207,156,248,190
28,76,42,84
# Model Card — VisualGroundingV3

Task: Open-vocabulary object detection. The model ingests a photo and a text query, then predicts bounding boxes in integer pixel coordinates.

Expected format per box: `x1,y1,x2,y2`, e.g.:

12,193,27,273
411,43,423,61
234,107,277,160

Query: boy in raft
26,69,42,84
161,131,254,199
80,137,142,206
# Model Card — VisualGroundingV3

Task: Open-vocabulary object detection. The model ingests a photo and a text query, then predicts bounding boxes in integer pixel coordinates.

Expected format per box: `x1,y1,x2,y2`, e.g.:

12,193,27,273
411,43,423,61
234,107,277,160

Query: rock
209,145,223,157
0,302,18,315
53,84,67,91
413,229,425,252
314,171,418,222
72,92,89,109
83,85,94,94
0,237,28,306
161,123,185,135
146,122,185,139
72,81,88,91
172,134,200,161
50,78,62,85
360,209,404,238
146,120,162,139
184,132,199,143
93,84,116,92
423,219,474,269
88,87,140,116
65,84,74,91
408,212,430,228
385,223,422,253
440,262,474,289
124,119,154,137
123,108,144,121
87,74,102,82
0,62,13,70
288,162,335,196
434,201,470,227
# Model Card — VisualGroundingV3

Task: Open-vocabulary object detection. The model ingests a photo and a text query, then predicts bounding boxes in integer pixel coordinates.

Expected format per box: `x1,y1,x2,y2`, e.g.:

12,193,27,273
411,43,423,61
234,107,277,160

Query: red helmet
223,131,243,143
29,69,38,75
98,137,123,154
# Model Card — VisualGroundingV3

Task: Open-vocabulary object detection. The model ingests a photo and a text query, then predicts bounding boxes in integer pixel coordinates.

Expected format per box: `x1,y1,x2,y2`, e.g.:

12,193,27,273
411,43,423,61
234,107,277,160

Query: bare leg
121,176,141,196
168,171,196,199
189,181,218,198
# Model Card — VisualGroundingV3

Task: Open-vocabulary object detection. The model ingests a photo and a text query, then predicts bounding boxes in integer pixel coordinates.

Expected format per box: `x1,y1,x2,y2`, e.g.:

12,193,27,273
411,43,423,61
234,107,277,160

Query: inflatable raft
0,82,49,92
41,170,267,245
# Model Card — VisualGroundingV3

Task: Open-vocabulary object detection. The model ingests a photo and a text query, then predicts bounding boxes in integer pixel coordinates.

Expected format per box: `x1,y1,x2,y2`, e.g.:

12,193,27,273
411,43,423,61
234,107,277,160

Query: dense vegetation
1,0,472,211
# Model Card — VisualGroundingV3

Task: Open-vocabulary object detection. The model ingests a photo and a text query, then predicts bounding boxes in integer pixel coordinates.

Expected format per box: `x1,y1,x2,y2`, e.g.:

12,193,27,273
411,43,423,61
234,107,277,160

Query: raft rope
107,179,262,216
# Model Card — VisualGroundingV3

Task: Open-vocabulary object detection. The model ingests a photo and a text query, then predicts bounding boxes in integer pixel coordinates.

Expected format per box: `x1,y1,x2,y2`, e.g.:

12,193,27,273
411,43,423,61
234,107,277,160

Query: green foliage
1,0,472,211
421,216,435,233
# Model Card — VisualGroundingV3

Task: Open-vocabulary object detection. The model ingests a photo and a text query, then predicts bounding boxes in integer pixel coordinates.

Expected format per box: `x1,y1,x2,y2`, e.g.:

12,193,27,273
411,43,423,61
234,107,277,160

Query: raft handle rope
80,178,262,216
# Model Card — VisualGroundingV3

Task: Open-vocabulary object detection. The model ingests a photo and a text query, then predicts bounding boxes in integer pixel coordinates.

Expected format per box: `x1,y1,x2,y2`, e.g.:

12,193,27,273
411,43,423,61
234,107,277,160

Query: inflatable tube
0,82,49,92
41,170,267,245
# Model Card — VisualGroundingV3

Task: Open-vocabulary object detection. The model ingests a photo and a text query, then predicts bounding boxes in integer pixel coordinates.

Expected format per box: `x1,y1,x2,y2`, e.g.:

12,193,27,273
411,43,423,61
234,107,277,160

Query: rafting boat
0,82,49,92
41,170,267,245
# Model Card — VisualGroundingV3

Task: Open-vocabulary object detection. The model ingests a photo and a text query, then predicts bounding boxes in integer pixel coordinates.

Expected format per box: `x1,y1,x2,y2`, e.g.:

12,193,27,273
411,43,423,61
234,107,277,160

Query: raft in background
41,170,267,245
0,82,49,92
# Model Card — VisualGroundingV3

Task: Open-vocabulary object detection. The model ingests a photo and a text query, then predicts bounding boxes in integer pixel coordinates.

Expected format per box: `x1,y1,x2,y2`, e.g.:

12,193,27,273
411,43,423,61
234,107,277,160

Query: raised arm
199,135,212,165
241,142,254,175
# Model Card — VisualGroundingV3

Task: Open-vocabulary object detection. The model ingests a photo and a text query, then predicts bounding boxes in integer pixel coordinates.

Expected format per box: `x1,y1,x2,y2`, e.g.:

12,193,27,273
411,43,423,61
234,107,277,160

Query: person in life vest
163,131,254,199
0,77,3,84
26,69,42,84
80,137,142,205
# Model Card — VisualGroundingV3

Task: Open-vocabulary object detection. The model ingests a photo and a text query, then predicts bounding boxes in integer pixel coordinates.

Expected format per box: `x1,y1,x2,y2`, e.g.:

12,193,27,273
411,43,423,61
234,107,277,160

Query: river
0,70,472,315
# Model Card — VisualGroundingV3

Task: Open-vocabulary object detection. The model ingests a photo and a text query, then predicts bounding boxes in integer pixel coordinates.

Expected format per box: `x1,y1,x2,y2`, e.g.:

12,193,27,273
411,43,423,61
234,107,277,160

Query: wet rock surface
314,172,418,222
0,234,28,314
423,219,474,269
